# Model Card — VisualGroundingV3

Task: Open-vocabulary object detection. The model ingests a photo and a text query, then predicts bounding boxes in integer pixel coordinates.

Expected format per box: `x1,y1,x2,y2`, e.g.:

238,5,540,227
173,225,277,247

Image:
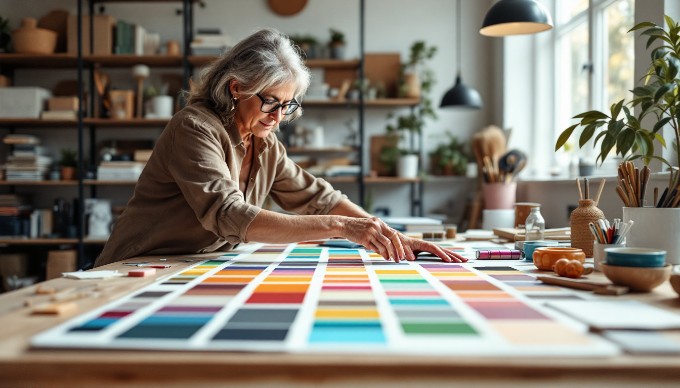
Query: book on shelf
41,110,78,120
3,134,40,145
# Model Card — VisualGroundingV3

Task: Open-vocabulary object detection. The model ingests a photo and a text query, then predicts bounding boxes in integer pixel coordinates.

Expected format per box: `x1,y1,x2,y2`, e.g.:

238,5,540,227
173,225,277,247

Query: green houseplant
59,148,78,181
379,41,437,176
555,15,680,265
429,131,469,176
328,28,345,59
555,15,680,170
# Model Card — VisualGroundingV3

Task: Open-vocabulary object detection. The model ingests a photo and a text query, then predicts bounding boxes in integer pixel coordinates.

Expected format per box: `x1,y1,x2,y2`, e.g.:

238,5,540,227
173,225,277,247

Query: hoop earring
230,97,238,111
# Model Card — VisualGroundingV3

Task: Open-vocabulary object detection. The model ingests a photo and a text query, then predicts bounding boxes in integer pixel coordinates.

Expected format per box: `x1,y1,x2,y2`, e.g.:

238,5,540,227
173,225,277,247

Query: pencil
616,185,631,207
576,178,583,200
594,178,606,205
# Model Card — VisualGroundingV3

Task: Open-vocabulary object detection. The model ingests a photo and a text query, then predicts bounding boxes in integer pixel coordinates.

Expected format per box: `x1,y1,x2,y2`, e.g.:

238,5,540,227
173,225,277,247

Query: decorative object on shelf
289,34,318,59
85,199,112,238
429,131,469,176
400,41,436,99
0,16,10,53
37,9,69,53
267,0,308,16
440,0,482,109
132,65,150,119
328,28,345,59
378,41,437,176
166,40,180,56
108,89,134,119
59,148,78,181
397,154,418,179
11,17,57,54
555,16,680,174
479,0,553,37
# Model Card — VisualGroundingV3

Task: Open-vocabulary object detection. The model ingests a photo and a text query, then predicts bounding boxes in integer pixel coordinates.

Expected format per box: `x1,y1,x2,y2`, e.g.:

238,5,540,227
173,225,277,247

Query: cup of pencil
590,218,631,271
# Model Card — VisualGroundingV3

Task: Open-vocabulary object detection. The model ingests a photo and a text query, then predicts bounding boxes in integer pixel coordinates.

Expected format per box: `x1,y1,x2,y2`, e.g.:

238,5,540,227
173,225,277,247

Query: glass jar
524,207,545,241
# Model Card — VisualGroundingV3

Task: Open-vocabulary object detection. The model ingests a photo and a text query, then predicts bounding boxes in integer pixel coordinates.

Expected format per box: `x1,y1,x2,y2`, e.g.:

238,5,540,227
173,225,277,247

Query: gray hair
186,28,310,124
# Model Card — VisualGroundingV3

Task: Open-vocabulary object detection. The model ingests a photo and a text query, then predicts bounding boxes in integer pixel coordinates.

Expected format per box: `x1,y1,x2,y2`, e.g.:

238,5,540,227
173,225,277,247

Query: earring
230,97,238,111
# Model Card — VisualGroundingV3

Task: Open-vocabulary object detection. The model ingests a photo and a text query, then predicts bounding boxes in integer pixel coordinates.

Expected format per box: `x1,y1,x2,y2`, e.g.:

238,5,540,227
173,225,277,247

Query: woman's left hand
396,233,468,263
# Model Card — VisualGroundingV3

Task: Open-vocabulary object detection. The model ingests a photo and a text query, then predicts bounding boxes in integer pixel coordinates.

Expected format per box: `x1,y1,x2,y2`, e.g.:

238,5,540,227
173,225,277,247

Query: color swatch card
32,243,618,356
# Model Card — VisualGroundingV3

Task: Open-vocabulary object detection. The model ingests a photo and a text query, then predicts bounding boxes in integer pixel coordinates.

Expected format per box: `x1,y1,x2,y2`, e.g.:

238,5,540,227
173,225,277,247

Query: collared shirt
95,103,345,266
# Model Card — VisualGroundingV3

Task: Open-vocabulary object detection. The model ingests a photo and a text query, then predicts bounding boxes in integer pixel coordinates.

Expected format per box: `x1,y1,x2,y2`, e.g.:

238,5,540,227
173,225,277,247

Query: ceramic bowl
532,247,586,271
670,274,680,297
605,247,666,267
601,263,672,292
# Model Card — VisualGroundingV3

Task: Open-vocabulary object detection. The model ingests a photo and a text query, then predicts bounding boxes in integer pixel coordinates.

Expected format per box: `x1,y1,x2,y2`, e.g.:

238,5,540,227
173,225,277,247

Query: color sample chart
32,243,618,356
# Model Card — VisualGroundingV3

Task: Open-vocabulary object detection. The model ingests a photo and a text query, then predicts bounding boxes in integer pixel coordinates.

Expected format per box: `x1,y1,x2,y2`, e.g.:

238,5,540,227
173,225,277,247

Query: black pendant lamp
480,0,553,37
440,0,482,109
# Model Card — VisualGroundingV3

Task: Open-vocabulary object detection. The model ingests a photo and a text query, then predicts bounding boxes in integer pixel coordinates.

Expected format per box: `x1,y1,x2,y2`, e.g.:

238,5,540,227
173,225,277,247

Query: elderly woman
95,29,465,267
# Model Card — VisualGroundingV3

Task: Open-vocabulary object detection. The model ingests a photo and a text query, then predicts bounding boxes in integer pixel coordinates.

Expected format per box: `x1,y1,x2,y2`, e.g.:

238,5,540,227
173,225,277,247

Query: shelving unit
0,0,425,271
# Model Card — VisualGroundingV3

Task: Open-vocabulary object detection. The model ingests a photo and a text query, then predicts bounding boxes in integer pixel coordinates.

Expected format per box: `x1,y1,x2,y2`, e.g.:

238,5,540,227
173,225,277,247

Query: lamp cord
456,0,461,76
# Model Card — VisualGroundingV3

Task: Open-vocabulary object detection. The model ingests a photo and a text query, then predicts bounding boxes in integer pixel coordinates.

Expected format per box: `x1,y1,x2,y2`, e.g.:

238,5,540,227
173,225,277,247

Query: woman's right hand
342,217,406,262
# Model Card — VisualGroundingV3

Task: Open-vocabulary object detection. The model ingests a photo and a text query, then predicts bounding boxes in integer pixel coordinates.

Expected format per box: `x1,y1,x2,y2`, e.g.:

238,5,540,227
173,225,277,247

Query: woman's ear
228,80,239,98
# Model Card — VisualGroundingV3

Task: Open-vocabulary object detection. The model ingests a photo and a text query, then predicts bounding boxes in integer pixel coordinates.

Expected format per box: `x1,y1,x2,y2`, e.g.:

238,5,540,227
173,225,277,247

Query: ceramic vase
570,199,604,257
623,207,680,265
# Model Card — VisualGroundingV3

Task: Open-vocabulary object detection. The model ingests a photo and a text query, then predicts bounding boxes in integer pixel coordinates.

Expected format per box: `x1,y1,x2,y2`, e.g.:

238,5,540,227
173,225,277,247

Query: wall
1,0,497,223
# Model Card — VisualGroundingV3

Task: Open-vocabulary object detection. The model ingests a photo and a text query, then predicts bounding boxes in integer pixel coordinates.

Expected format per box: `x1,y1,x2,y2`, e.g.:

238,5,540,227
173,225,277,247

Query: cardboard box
47,96,79,111
0,87,51,118
46,250,77,280
67,14,116,55
108,89,134,119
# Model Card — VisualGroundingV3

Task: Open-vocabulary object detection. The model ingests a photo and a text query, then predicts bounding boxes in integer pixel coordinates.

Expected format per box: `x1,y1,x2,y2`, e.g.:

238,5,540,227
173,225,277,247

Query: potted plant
429,131,469,176
378,41,437,177
0,16,10,53
554,15,680,264
289,34,319,59
399,41,437,99
328,28,345,59
59,148,78,181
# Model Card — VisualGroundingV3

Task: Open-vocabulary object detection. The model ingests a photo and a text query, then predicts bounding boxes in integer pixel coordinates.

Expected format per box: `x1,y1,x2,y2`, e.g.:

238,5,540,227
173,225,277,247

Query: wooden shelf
0,180,78,186
84,118,169,127
364,176,421,184
304,98,419,108
0,119,78,128
0,53,77,68
83,180,137,186
0,238,78,246
86,54,183,67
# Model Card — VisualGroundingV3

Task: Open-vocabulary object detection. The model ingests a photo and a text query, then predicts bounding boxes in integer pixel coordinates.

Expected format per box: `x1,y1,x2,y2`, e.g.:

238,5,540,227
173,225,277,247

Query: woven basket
570,199,604,257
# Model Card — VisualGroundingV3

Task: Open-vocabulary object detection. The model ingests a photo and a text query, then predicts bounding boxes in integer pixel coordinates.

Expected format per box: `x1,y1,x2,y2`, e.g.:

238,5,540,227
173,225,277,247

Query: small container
605,247,666,268
12,18,57,54
593,242,624,271
522,240,558,261
533,247,586,271
570,199,604,257
524,207,545,241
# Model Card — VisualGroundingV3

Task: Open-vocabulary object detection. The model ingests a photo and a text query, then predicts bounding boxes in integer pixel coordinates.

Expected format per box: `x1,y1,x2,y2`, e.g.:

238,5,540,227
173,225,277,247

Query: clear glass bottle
524,207,545,241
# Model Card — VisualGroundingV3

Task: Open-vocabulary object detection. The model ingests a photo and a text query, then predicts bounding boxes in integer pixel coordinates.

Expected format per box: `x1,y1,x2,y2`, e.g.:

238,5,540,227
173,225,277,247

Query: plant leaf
579,124,597,148
555,124,578,151
654,83,674,102
610,99,624,120
573,110,609,120
629,22,657,32
652,116,673,133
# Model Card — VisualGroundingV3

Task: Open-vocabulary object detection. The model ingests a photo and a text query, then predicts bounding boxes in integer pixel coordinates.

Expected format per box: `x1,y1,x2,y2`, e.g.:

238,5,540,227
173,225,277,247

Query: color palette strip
310,248,385,344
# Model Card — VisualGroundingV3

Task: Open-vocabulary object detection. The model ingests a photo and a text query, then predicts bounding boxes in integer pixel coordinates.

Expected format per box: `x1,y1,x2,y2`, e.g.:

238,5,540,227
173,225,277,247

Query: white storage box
0,87,51,118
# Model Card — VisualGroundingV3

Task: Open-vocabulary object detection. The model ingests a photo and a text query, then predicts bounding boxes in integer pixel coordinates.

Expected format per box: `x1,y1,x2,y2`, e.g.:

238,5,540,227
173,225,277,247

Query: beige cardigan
95,103,344,266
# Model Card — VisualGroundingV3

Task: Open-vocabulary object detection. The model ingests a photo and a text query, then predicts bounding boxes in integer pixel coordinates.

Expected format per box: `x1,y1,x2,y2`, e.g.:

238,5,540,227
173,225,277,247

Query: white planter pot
397,154,418,178
622,207,680,265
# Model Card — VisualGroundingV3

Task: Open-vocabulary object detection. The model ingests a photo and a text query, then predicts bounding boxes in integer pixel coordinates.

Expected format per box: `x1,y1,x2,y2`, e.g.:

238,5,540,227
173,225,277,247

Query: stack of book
41,96,79,121
190,28,233,56
0,194,32,237
97,161,145,181
2,135,52,181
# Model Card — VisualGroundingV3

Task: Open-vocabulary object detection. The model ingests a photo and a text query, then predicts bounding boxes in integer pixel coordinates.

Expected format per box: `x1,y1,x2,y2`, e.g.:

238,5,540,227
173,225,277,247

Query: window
553,0,635,172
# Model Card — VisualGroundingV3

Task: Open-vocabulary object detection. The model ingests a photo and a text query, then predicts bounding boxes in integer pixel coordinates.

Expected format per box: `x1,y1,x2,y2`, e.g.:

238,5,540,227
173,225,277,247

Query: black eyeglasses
256,93,300,115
